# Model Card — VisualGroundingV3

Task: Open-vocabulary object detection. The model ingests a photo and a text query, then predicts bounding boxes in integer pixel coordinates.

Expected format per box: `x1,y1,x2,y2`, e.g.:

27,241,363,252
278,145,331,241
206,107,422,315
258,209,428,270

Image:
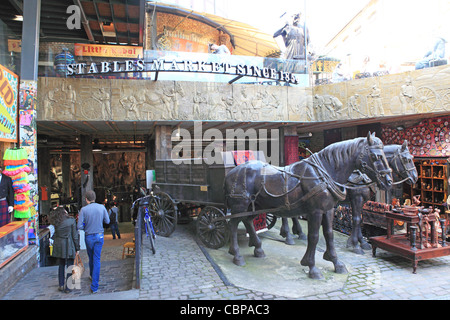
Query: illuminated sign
66,59,299,84
0,64,18,141
74,44,143,58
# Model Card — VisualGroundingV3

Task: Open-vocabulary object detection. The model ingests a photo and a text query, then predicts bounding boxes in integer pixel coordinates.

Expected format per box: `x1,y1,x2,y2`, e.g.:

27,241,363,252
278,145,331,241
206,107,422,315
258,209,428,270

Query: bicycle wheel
145,217,156,254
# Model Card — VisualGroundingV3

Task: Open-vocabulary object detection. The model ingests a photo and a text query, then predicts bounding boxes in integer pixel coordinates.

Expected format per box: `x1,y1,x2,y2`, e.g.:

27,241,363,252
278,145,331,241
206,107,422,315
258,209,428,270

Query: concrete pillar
18,0,40,255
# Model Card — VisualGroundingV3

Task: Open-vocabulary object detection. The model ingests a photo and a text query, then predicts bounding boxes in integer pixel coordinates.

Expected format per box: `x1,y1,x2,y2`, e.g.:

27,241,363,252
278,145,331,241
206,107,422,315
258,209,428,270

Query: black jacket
0,174,14,206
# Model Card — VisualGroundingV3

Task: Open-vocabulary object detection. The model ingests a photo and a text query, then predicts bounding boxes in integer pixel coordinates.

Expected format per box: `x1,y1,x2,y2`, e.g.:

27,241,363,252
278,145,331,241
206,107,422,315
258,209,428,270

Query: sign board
66,58,299,85
0,64,18,142
74,43,143,59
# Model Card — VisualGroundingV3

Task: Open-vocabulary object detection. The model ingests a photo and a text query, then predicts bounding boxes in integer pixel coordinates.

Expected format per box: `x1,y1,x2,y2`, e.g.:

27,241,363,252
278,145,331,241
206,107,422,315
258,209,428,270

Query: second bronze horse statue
224,133,393,279
279,141,418,254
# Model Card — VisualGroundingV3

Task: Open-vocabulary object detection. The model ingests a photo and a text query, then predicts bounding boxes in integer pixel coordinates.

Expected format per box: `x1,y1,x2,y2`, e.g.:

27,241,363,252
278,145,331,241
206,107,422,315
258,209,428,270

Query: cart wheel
414,86,437,113
149,192,178,237
265,213,277,230
197,206,229,249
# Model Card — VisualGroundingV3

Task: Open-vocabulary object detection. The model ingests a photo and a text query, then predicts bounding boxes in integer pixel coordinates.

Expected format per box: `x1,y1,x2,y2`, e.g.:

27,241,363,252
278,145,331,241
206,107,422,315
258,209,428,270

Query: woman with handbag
48,206,80,293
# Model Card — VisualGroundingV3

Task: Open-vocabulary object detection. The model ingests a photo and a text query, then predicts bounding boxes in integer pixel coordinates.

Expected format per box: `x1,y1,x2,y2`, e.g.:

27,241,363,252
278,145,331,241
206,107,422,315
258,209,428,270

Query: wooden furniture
404,158,448,214
122,241,135,259
371,210,450,273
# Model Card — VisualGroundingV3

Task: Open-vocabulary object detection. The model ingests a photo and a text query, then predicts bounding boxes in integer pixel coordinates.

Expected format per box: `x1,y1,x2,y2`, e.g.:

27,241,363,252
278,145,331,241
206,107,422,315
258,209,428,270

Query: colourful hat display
3,148,33,218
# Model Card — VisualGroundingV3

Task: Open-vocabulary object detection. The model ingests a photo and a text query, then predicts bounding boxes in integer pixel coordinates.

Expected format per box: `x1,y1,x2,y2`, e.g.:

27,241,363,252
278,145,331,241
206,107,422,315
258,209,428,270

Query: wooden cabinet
403,158,448,214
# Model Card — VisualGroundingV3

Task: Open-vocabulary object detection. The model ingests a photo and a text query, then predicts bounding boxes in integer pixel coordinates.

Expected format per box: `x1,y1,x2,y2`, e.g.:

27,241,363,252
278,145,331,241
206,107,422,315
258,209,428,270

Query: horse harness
225,142,388,216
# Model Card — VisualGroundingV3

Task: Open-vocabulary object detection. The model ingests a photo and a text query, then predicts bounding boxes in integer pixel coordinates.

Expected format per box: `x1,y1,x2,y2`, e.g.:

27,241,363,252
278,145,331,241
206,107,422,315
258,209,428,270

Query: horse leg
280,218,295,245
357,223,372,250
228,219,245,266
243,218,265,258
347,193,369,254
300,211,323,279
292,217,307,240
323,209,348,274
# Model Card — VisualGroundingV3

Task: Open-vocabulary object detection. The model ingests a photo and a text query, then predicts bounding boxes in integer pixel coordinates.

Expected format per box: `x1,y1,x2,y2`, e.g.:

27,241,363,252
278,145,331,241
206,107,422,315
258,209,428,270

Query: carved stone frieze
37,65,450,123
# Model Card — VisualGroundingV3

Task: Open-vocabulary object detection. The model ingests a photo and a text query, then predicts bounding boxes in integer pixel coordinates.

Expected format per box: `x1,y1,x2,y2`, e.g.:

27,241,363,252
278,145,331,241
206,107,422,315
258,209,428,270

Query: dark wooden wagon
145,151,272,249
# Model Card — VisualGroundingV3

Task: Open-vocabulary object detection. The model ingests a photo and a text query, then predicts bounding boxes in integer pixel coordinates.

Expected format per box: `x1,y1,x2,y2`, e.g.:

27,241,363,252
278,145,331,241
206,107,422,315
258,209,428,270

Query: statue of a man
274,12,310,61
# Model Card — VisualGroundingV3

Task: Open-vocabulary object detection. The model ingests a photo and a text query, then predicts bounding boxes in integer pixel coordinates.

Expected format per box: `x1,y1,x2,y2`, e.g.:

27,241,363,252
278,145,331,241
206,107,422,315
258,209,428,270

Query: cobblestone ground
139,220,450,300
1,223,135,300
4,219,450,301
138,222,287,300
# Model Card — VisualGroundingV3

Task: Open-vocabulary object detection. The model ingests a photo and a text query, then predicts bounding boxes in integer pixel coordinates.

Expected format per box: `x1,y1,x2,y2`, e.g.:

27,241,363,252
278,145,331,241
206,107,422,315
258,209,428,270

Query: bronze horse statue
279,141,418,252
345,141,418,254
224,133,393,279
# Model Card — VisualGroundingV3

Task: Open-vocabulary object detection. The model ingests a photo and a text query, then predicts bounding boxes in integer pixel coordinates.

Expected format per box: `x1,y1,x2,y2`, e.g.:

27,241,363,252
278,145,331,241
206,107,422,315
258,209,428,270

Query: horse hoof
360,241,372,250
233,256,246,266
353,245,365,255
285,237,295,245
298,233,307,240
309,267,323,279
346,238,358,249
335,263,348,274
254,248,265,258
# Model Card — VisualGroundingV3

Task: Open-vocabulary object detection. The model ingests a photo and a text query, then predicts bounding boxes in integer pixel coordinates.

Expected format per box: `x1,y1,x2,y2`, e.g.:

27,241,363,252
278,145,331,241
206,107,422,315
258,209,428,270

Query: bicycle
144,206,156,254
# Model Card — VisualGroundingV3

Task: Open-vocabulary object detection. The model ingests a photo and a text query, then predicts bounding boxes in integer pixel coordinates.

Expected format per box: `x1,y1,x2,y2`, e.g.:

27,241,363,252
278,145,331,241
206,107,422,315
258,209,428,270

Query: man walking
109,202,121,239
77,190,109,293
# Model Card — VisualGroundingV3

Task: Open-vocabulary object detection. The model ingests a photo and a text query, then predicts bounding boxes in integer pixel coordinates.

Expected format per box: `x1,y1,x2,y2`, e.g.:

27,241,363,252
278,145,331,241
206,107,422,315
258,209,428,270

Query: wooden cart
135,151,275,249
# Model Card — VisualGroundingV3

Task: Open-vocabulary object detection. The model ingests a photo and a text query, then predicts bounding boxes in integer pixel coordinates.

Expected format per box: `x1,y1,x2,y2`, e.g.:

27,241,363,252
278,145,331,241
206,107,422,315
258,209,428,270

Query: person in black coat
0,167,15,228
48,206,80,293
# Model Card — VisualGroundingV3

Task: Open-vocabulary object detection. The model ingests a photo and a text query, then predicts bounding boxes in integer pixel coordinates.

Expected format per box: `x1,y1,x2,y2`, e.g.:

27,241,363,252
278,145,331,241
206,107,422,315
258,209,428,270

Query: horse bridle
385,148,416,185
356,143,392,186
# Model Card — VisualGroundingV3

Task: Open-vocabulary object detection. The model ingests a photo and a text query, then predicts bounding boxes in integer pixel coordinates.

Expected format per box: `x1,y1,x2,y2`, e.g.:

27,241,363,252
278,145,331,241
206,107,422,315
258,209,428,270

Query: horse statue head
356,132,393,191
385,140,418,185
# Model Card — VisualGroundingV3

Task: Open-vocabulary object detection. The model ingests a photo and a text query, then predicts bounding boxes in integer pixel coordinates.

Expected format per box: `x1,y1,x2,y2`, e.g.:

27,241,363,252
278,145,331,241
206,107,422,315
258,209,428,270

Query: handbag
72,252,85,280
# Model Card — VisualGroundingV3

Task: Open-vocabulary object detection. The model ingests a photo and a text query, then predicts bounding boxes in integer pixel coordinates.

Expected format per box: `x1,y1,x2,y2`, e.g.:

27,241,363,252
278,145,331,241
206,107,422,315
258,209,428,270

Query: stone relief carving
37,65,450,123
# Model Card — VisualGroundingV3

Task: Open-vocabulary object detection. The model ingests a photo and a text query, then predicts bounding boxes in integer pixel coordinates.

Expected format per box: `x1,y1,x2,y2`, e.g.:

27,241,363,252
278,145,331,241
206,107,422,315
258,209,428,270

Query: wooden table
371,210,450,273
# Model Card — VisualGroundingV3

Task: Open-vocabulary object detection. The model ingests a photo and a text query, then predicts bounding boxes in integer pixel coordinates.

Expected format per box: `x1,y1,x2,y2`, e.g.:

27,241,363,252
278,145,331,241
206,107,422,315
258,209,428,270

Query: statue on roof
274,12,310,71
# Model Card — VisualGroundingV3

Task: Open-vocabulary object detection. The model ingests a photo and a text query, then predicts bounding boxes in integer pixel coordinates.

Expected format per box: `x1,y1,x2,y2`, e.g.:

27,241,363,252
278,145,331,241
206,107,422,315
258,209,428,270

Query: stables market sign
66,58,300,84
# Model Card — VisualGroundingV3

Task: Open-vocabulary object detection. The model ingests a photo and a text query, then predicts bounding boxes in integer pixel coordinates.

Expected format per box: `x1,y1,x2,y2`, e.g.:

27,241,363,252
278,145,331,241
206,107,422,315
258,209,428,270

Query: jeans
57,258,74,287
85,233,104,292
110,223,121,239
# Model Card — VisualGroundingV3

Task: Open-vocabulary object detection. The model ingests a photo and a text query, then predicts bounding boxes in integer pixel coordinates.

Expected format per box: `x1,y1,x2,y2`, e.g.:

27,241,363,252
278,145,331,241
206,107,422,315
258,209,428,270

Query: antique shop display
371,197,450,273
0,221,28,269
403,158,448,214
3,148,33,219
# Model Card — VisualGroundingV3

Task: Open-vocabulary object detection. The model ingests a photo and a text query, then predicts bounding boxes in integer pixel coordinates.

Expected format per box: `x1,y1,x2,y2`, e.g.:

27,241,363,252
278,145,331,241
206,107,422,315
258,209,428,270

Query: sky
158,0,369,50
225,0,369,50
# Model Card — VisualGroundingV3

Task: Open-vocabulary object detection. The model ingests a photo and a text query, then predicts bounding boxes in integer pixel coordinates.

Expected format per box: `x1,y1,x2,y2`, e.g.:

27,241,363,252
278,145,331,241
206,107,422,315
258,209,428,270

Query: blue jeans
85,233,104,292
110,223,121,239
